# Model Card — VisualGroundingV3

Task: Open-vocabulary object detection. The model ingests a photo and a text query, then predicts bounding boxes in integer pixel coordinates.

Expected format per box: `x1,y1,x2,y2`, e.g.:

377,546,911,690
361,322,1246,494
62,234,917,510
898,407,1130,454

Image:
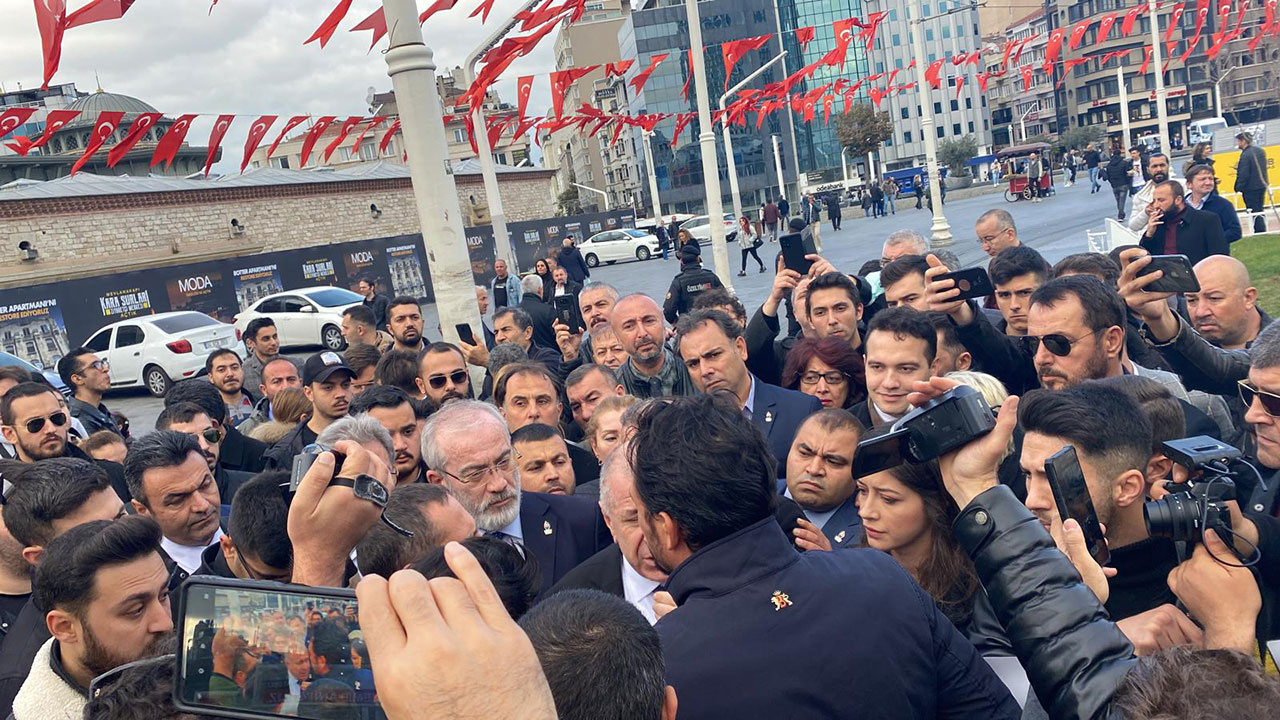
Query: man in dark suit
516,275,560,351
675,309,821,477
1139,180,1229,265
557,236,592,285
782,409,863,550
850,307,936,430
1235,131,1270,234
422,400,610,596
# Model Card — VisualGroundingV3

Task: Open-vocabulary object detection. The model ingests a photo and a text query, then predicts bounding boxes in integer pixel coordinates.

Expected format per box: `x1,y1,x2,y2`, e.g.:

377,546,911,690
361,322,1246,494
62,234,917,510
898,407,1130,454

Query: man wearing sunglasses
155,402,254,509
56,349,119,438
416,342,473,408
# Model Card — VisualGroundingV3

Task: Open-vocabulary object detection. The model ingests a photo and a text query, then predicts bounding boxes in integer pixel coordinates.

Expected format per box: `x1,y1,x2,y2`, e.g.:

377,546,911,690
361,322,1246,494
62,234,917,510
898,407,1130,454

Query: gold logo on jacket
770,591,793,611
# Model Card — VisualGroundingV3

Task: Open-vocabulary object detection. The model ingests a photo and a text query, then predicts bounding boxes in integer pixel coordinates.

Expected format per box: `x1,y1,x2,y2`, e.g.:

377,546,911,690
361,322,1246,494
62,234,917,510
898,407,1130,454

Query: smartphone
1137,254,1200,293
852,426,909,479
779,232,816,275
937,267,994,302
174,576,380,720
454,323,476,346
553,295,583,332
1045,446,1110,565
289,444,344,496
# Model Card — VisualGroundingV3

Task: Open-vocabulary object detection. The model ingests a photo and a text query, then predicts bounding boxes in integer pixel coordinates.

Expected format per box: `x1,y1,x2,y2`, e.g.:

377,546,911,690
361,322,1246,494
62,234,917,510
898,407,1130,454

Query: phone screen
176,580,380,719
778,233,814,275
553,296,581,331
1045,446,1110,565
852,427,908,479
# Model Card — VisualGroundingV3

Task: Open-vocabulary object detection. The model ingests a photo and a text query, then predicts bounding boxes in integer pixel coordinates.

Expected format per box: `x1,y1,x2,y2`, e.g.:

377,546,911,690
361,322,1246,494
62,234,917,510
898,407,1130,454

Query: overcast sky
0,0,564,171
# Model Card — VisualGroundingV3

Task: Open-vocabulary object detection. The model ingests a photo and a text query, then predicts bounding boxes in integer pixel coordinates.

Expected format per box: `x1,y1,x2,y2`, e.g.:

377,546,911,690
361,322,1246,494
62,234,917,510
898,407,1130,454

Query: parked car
579,228,661,267
233,286,365,352
0,350,70,396
80,311,238,397
679,213,738,244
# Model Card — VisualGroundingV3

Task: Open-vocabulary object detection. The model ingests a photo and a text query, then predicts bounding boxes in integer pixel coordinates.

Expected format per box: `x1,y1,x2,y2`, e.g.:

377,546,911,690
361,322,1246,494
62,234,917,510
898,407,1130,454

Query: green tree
1058,125,1105,151
556,186,581,216
937,135,979,177
834,103,893,158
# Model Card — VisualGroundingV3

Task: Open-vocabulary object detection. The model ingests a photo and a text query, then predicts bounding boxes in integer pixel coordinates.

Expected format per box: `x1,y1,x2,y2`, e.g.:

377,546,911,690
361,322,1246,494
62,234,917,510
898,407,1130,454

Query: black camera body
1144,436,1240,547
852,385,996,478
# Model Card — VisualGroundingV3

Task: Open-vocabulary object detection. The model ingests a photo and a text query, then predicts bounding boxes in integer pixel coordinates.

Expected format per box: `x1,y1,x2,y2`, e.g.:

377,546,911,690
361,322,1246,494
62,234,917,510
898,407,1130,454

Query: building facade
594,73,646,212
1209,3,1279,123
985,10,1058,147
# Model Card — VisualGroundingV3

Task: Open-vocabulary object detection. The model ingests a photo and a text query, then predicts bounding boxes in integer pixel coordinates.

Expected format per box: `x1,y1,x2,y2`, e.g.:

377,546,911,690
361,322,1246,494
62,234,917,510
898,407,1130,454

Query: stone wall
0,171,555,287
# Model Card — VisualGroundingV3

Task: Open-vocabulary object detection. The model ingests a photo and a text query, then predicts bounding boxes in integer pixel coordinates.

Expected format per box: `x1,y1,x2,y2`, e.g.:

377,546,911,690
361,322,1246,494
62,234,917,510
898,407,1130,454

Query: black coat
557,246,592,284
518,492,612,597
658,518,1020,719
1105,154,1131,188
1138,205,1229,266
750,379,822,478
1235,144,1269,192
519,295,559,351
219,425,268,474
662,265,724,323
547,543,626,598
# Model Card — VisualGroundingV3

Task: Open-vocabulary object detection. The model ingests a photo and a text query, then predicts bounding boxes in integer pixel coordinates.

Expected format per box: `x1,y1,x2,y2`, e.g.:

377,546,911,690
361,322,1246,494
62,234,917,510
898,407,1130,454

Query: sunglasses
1239,380,1280,418
200,427,221,445
427,369,469,390
21,411,68,434
1020,329,1101,358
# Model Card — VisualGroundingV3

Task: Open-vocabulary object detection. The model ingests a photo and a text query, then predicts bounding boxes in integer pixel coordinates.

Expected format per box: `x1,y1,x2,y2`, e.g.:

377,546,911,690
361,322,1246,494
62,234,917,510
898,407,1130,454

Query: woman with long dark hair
782,335,866,409
736,216,766,276
1183,142,1214,176
535,257,554,299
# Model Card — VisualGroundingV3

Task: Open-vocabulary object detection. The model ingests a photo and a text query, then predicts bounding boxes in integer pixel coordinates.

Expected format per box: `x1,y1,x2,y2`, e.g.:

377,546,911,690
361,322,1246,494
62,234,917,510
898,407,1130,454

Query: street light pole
907,0,953,246
720,51,787,223
1214,65,1238,119
1117,65,1132,149
642,130,663,223
684,0,732,290
382,0,481,348
573,182,610,210
772,134,786,201
1147,2,1172,150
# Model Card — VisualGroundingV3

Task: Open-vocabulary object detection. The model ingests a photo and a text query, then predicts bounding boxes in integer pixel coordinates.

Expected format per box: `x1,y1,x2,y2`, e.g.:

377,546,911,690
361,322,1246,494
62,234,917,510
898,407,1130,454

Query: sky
0,0,565,172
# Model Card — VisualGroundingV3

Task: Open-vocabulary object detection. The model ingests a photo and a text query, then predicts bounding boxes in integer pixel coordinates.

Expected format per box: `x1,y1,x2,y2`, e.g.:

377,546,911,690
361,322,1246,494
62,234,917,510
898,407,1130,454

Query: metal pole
685,0,732,290
382,0,481,348
907,0,953,246
770,0,800,206
462,0,543,272
1214,66,1237,118
573,182,610,210
773,134,786,200
1117,65,1132,149
642,130,663,222
1148,2,1171,151
841,147,849,185
721,52,788,224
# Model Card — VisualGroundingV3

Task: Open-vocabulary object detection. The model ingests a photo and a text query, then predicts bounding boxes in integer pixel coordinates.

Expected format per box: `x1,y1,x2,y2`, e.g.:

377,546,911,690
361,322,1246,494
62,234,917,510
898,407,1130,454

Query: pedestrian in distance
737,216,767,276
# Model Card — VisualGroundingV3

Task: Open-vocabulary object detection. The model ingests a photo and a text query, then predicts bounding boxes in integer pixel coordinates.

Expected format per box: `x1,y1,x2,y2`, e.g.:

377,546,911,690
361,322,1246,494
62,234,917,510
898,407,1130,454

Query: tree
834,103,893,158
1058,125,1105,151
937,135,979,177
556,186,581,216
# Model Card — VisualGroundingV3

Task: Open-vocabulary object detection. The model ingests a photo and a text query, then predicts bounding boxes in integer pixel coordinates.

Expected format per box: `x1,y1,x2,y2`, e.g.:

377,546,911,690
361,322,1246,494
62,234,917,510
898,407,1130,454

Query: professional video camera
1143,436,1240,548
852,385,996,478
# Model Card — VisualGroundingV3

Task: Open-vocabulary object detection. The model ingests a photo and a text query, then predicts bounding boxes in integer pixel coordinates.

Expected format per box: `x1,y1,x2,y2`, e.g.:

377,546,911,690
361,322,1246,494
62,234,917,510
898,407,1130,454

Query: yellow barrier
1211,144,1280,210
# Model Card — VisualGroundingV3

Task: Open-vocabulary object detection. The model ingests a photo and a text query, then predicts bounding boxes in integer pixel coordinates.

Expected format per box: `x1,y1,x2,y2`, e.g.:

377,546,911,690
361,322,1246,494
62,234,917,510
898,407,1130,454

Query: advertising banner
231,263,284,310
98,287,155,321
385,243,429,301
166,269,235,322
298,256,338,287
0,297,70,371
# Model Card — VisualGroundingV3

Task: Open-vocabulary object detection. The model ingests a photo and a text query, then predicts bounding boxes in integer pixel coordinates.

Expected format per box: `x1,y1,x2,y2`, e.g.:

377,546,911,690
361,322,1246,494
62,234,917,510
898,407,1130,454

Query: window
115,326,144,348
85,329,111,353
965,98,972,109
904,130,913,142
937,126,945,138
280,297,310,313
892,34,901,45
453,129,467,144
934,102,942,114
926,29,934,41
968,121,975,133
950,100,959,111
901,108,910,119
953,123,961,135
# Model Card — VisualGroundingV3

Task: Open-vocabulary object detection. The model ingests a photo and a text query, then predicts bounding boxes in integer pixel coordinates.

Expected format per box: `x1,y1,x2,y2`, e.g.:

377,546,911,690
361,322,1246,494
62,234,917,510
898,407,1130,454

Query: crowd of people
1,184,1280,719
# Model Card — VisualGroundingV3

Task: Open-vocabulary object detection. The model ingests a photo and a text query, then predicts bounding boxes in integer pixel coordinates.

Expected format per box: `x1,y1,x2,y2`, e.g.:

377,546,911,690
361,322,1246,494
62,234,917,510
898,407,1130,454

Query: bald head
1188,255,1260,349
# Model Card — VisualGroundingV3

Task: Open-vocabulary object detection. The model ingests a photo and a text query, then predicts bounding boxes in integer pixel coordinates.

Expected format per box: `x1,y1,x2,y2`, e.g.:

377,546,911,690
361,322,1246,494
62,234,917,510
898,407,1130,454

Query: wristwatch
331,474,414,538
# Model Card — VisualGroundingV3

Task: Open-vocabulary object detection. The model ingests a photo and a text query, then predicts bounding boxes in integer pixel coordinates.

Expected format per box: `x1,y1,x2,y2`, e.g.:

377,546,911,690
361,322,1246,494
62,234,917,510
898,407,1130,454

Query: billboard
0,297,70,371
232,263,284,310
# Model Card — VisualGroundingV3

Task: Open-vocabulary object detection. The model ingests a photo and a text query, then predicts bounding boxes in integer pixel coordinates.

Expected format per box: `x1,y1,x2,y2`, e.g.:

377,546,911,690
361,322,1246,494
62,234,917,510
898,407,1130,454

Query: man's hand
553,319,582,362
1167,529,1262,654
1116,248,1178,341
907,377,1017,508
764,268,802,317
806,255,838,278
1051,518,1117,604
792,277,814,332
1114,604,1204,656
288,441,392,587
924,254,974,325
358,544,558,720
793,518,833,552
1143,207,1164,238
652,590,677,620
457,338,490,369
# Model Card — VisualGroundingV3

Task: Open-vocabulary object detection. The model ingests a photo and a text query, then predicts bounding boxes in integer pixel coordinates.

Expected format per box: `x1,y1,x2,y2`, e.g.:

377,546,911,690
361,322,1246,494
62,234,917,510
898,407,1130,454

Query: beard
18,433,65,461
395,328,422,345
1038,343,1110,389
80,622,173,679
461,479,522,533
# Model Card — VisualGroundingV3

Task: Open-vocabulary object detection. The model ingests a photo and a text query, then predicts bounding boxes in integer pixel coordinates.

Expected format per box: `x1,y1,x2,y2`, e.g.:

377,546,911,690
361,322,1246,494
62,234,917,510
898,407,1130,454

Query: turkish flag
240,115,277,173
349,117,385,158
106,112,161,167
470,0,498,23
1021,65,1035,91
853,11,889,53
379,120,402,154
512,116,540,145
925,58,946,89
350,8,387,50
630,54,668,95
1122,4,1147,37
1045,28,1066,69
203,114,234,176
323,116,364,163
0,108,37,141
605,60,635,78
298,116,337,168
6,108,78,155
266,115,308,159
825,18,856,71
69,111,123,175
305,0,354,47
868,86,885,107
486,115,510,149
681,50,693,101
1097,12,1119,41
822,94,834,125
65,0,136,28
722,34,771,91
517,75,534,118
955,75,966,97
34,0,67,89
150,114,196,169
1182,4,1210,60
1163,4,1185,43
420,0,460,25
795,26,815,51
551,67,597,119
1138,46,1153,75
670,113,694,148
609,119,627,147
1068,19,1091,49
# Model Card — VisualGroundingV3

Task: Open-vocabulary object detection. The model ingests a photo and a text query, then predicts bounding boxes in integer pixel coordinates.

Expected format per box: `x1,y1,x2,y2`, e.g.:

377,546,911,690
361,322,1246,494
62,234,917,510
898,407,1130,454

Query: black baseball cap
303,351,356,386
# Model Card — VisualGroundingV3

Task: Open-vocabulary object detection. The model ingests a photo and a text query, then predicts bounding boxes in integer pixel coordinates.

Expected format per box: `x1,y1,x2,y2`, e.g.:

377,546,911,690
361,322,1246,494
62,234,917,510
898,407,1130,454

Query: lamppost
573,182,610,210
721,51,787,223
642,130,663,223
1147,2,1171,150
1214,65,1238,120
382,0,482,348
906,0,953,246
684,0,732,289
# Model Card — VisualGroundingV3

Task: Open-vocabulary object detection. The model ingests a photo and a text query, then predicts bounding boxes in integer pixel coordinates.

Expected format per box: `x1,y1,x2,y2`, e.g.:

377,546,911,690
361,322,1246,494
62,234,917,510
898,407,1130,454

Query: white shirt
620,556,661,625
782,487,840,530
554,284,569,297
162,529,223,574
741,376,758,421
872,402,904,426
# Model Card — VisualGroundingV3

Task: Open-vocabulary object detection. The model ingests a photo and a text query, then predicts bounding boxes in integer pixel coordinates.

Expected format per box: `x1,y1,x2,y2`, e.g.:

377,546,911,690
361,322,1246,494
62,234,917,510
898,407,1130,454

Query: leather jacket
954,485,1136,720
1149,315,1250,397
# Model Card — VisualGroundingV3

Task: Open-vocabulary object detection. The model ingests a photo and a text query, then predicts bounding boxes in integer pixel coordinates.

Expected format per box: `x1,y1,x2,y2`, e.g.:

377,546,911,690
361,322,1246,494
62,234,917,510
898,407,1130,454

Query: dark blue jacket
1188,191,1243,243
750,378,822,478
519,492,612,597
777,479,863,547
658,518,1020,719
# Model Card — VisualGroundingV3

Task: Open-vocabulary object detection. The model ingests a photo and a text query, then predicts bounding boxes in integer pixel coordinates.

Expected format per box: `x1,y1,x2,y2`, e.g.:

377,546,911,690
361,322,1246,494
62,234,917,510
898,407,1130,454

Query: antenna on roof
94,71,103,93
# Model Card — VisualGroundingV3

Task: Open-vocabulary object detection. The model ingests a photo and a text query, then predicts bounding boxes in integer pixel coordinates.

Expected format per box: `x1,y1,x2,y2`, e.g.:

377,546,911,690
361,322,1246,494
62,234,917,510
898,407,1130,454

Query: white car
233,286,365,352
80,312,238,397
679,213,739,244
579,228,661,267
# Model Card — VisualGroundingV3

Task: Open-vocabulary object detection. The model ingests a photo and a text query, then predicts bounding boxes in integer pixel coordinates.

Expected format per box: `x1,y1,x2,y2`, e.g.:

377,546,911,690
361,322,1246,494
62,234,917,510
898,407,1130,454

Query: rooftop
64,90,161,128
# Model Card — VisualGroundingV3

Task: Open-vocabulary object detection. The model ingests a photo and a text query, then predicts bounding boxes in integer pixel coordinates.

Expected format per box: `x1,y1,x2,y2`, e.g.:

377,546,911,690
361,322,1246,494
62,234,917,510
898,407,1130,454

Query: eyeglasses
89,654,175,699
75,359,109,375
21,411,68,434
428,369,469,390
199,427,221,445
1239,380,1280,418
800,370,848,386
979,228,1013,246
1020,329,1102,358
441,451,518,485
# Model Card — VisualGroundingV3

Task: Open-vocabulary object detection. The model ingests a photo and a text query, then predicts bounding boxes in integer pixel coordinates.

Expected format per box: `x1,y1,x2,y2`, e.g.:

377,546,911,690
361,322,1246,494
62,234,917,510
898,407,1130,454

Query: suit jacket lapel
823,497,863,547
520,494,559,593
751,379,779,439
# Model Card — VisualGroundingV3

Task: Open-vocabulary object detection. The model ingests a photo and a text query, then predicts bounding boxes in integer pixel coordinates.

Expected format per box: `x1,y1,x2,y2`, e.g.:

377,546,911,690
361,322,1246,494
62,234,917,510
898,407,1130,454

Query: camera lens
1143,494,1200,542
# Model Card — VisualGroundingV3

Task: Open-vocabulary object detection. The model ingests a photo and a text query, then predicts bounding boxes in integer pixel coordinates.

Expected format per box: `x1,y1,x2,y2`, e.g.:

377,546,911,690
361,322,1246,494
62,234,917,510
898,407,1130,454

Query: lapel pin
764,411,773,424
543,520,553,535
834,530,846,544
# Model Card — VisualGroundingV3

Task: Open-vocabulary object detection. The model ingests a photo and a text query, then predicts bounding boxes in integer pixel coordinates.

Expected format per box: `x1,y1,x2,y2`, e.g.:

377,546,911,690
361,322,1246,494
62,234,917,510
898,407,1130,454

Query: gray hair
420,400,509,472
317,414,395,472
580,282,620,302
488,341,529,378
520,274,543,296
931,249,961,272
884,229,928,255
475,285,487,294
976,208,1016,234
1251,322,1280,370
597,447,630,515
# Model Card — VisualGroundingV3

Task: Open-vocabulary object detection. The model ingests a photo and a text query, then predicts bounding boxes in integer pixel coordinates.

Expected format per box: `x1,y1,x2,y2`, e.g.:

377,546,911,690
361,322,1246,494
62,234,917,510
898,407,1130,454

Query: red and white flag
106,112,161,167
379,120,402,155
795,26,815,52
1097,12,1119,41
240,115,278,173
0,108,37,140
323,116,364,163
925,58,946,89
348,117,386,157
6,108,78,154
1122,4,1147,36
605,59,635,78
721,34,771,91
298,116,337,167
151,114,197,168
350,8,387,50
1163,4,1185,43
469,0,498,23
517,75,534,118
1068,19,1091,49
33,0,67,89
824,18,856,71
70,111,124,175
266,115,308,159
304,0,354,47
203,114,234,176
65,0,137,28
630,54,667,95
419,0,460,25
